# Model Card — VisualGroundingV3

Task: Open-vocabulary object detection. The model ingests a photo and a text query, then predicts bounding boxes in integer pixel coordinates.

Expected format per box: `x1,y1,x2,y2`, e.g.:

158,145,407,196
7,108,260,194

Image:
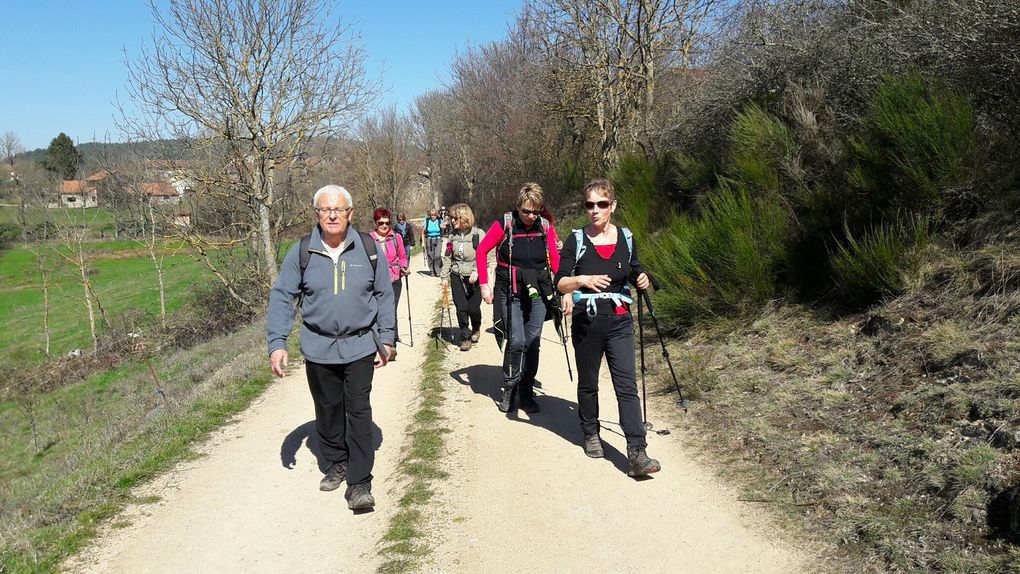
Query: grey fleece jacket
267,224,396,364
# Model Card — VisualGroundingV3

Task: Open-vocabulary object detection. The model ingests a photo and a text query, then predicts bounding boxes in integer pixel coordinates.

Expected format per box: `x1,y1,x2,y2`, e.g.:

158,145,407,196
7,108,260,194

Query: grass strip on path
378,303,450,573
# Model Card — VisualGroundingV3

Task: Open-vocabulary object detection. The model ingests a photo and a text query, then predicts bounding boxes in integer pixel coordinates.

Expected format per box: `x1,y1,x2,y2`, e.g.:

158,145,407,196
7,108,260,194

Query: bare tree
120,0,379,308
345,105,422,211
525,0,722,165
2,132,29,234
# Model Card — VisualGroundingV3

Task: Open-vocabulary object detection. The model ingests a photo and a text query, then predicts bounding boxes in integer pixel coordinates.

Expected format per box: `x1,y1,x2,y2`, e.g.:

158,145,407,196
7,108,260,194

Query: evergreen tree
41,133,82,180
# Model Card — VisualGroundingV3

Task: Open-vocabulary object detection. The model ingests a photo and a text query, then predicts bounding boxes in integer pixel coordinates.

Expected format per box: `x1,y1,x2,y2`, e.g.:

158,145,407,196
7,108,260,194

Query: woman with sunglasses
370,208,408,358
554,179,660,477
440,203,488,351
477,183,561,413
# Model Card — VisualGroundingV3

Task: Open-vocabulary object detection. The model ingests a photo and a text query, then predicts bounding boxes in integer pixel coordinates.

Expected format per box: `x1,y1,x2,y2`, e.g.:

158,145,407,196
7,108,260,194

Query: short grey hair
312,185,352,208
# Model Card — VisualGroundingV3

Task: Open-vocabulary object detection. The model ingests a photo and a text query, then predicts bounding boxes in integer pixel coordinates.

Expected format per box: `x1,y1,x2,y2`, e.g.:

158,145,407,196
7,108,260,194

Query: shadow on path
281,420,384,473
447,363,632,474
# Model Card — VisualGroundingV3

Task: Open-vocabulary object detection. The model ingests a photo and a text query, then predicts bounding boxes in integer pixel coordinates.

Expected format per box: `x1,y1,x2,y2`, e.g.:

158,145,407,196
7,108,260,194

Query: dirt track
65,253,816,573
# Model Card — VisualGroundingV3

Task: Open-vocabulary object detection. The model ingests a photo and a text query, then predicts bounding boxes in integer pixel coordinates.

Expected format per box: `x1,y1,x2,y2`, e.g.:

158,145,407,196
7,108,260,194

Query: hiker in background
267,184,395,510
477,183,561,414
394,212,415,253
370,208,408,359
555,179,660,477
441,203,489,351
422,208,444,276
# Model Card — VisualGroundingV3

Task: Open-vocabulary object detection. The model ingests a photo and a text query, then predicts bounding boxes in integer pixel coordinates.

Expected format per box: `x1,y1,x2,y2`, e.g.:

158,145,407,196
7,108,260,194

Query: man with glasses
267,184,395,511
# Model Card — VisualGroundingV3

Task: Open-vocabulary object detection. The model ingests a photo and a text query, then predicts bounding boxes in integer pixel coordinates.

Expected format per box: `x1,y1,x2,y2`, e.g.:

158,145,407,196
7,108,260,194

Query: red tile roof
142,182,178,197
86,170,111,181
59,180,96,194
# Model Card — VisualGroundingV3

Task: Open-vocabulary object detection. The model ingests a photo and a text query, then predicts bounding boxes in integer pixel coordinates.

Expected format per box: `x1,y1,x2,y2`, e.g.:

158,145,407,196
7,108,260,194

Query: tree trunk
78,250,99,353
148,201,167,326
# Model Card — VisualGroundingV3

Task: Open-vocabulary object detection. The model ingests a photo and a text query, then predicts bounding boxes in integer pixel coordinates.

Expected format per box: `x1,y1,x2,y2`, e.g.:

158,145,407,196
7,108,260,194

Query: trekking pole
560,297,574,382
404,272,413,347
638,289,650,429
641,277,688,411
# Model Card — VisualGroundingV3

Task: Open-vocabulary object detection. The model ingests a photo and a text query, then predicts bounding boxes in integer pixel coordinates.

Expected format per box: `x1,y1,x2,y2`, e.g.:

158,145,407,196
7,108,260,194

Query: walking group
266,178,661,512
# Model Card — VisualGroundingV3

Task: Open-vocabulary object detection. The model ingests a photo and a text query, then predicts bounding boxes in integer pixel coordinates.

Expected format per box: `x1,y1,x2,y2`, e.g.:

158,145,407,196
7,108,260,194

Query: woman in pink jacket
371,208,408,358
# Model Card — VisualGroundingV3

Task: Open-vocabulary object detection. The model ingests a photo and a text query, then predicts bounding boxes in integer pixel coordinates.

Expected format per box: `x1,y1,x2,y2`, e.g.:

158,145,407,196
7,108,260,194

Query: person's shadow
280,420,384,473
447,365,633,476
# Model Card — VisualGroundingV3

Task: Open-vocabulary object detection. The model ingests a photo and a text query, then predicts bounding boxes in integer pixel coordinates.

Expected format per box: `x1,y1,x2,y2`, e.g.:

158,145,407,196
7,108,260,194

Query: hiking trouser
450,273,482,334
499,288,545,401
391,278,402,342
426,236,442,276
571,313,646,449
305,355,376,487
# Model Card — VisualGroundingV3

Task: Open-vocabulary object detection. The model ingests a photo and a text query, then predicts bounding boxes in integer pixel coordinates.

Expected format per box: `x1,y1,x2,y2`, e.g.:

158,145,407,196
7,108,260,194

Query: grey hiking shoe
470,330,480,343
459,338,472,351
347,482,375,510
583,435,604,458
627,448,661,477
497,384,517,413
319,462,347,492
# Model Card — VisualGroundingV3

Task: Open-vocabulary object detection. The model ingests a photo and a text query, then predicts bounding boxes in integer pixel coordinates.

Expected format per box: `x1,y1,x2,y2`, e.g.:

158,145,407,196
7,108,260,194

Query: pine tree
42,133,82,180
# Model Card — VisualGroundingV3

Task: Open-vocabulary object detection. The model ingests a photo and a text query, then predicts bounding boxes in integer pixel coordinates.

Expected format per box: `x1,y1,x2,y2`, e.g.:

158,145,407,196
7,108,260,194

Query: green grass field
0,206,118,237
0,239,209,365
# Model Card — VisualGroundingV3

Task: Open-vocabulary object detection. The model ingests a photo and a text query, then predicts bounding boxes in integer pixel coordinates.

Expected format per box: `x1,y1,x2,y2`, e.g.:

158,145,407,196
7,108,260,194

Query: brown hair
517,182,544,209
582,179,616,202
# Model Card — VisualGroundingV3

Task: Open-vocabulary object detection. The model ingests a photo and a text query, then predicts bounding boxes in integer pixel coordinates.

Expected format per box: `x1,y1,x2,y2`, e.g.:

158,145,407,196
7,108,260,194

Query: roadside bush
847,73,977,217
0,221,18,251
727,103,797,197
641,183,789,331
831,214,932,308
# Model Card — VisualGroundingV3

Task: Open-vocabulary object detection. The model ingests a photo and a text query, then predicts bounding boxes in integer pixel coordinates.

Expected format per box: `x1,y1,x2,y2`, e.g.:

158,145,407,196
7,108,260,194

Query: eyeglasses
519,207,542,216
584,200,613,210
315,207,352,216
376,219,391,226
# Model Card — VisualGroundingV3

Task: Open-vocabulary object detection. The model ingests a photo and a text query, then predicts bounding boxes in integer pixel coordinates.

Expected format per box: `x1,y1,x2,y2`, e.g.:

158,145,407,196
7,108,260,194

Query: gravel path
65,253,815,573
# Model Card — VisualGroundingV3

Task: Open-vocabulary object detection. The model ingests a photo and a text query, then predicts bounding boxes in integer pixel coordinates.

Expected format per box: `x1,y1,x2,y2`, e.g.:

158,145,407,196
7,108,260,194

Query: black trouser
305,355,375,488
571,313,646,449
449,273,481,335
426,236,442,276
391,278,402,341
499,287,545,401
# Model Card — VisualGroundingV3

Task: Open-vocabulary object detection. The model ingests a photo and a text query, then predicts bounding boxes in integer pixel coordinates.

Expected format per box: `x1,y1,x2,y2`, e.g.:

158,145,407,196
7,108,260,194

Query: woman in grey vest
441,203,490,351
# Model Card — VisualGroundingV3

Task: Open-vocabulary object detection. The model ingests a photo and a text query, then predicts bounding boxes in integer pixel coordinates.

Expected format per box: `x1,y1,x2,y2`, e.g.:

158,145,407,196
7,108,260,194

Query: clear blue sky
0,0,522,151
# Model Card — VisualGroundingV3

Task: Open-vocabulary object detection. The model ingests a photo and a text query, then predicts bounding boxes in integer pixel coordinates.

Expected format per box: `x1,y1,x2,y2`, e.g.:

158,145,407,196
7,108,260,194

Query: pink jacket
370,230,408,283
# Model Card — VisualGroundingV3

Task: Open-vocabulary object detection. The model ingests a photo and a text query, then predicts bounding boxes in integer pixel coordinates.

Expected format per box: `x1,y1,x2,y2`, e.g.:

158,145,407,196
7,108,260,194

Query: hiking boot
459,338,472,351
497,384,517,413
347,482,375,510
627,447,661,477
319,462,347,492
519,396,540,413
470,330,480,343
583,435,604,458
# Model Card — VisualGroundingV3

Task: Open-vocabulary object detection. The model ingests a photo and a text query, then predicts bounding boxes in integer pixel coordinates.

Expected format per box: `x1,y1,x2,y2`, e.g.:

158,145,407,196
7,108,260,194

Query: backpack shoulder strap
620,227,633,263
573,228,586,264
299,233,312,286
357,231,378,275
472,228,481,251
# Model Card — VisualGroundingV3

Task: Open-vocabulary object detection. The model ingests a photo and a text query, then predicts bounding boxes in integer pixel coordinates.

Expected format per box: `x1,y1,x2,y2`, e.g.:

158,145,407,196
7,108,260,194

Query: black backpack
297,231,378,292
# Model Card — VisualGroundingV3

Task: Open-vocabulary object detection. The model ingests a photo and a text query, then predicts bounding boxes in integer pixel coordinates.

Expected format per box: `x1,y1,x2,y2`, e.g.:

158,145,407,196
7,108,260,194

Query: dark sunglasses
519,207,542,216
584,200,613,210
376,219,391,225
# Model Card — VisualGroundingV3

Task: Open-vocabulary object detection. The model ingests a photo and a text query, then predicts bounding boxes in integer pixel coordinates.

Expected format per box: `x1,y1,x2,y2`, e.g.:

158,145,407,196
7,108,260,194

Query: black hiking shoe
519,396,540,413
347,482,375,510
319,462,347,492
497,384,517,412
583,435,604,458
627,448,661,477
